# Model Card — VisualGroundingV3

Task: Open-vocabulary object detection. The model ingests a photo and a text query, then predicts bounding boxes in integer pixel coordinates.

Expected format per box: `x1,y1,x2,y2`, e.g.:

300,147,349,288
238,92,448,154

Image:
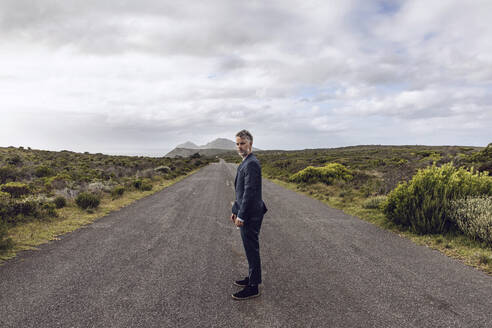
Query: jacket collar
242,152,253,162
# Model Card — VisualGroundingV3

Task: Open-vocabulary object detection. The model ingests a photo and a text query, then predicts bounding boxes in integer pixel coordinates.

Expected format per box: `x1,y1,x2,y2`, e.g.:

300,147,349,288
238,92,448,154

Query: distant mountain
200,138,236,150
164,148,235,158
165,138,261,158
176,141,200,149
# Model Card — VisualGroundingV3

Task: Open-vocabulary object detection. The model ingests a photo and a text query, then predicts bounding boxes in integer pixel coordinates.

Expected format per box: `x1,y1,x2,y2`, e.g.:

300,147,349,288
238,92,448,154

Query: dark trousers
240,216,263,286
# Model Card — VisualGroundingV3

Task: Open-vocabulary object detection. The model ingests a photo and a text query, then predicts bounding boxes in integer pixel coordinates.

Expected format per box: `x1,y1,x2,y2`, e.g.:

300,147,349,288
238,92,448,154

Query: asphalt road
1,159,492,328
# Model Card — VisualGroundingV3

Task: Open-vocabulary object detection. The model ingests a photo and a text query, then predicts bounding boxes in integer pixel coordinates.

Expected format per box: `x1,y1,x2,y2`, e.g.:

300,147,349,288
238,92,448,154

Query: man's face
236,136,252,158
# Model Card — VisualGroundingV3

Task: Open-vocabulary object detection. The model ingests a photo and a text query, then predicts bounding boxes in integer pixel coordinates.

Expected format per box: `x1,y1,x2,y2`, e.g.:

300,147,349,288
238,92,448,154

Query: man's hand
235,217,244,227
230,213,237,224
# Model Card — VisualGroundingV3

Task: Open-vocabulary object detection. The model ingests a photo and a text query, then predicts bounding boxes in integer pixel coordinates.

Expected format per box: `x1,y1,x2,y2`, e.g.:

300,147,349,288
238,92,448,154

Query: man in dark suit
230,129,267,300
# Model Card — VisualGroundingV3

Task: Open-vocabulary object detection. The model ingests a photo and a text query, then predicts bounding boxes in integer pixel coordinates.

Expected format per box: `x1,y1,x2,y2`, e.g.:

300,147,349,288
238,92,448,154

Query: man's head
235,129,253,159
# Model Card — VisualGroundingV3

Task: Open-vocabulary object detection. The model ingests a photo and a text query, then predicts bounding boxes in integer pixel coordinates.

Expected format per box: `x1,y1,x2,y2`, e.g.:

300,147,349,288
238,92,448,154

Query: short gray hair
235,129,253,144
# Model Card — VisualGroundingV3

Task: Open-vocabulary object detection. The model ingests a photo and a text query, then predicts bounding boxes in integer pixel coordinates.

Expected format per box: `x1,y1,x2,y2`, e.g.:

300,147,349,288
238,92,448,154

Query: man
230,129,268,300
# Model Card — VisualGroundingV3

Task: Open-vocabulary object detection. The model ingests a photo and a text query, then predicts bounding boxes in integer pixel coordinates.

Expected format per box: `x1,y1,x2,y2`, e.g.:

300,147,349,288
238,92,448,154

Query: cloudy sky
1,0,491,156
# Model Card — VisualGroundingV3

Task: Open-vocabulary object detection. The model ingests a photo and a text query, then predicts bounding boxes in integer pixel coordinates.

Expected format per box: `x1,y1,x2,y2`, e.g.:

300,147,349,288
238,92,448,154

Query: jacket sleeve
237,161,261,220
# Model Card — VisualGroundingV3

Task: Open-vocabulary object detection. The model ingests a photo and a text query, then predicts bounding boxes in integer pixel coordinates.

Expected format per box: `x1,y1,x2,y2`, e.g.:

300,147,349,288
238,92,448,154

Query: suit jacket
232,152,268,221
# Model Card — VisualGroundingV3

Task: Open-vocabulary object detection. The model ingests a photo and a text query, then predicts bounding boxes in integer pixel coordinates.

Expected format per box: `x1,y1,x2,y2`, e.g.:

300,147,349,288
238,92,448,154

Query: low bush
6,155,22,166
75,192,100,210
1,195,59,225
111,185,125,198
53,196,67,209
136,168,154,179
0,182,30,198
39,202,57,218
339,188,355,202
0,191,11,222
0,221,13,251
0,166,17,184
132,179,143,189
449,196,492,245
468,143,492,172
383,163,492,234
469,143,492,163
362,196,387,209
50,173,71,190
132,179,152,191
12,198,38,217
140,179,153,191
154,166,171,174
34,165,54,177
289,163,353,185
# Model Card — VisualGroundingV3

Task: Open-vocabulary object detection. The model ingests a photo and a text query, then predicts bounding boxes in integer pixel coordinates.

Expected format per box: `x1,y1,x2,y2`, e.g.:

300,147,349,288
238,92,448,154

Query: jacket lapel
234,153,253,189
234,161,241,189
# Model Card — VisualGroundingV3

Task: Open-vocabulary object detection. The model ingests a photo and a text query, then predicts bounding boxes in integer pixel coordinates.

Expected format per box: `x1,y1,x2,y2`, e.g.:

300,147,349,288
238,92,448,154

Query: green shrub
0,198,36,226
0,166,17,184
389,157,409,166
478,254,491,265
383,163,492,234
141,183,152,191
12,199,38,217
289,163,353,185
421,152,442,163
468,143,492,172
34,165,54,177
53,196,67,208
0,191,11,223
0,191,10,201
75,192,100,210
339,188,355,202
154,166,171,174
0,221,13,251
132,179,152,191
362,196,387,209
140,179,153,191
40,202,57,218
50,173,71,189
6,155,22,166
449,196,492,245
0,194,59,225
132,179,143,189
0,182,30,198
469,143,492,162
111,185,125,198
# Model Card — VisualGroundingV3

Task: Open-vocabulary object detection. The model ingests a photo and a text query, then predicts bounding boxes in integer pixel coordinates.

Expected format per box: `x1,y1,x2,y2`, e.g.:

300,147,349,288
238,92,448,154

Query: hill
165,138,261,158
164,148,236,158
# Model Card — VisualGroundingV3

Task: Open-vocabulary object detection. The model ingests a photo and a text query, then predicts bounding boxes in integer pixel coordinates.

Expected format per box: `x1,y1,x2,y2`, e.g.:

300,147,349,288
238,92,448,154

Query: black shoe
234,277,249,287
232,285,260,300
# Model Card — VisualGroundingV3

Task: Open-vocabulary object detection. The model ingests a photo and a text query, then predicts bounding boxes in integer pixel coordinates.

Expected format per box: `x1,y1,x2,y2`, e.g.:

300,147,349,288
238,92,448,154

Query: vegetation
111,185,125,199
449,196,492,245
75,192,101,210
132,178,153,191
289,163,353,184
1,182,30,198
53,196,67,209
465,143,492,172
383,163,492,234
0,222,13,251
362,195,387,209
0,146,217,256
